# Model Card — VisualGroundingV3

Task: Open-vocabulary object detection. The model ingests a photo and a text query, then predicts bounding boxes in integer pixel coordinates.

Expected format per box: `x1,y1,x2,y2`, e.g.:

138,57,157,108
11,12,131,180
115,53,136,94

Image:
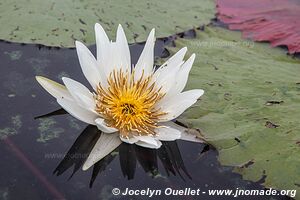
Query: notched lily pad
169,26,300,197
0,0,215,47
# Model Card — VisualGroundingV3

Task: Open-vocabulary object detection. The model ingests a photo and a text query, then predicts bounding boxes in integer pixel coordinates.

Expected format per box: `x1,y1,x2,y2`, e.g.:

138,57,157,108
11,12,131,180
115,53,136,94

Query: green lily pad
0,0,215,47
171,26,300,197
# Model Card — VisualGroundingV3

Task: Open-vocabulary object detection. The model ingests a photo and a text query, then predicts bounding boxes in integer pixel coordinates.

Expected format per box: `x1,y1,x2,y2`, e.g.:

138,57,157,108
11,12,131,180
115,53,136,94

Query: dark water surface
0,41,291,200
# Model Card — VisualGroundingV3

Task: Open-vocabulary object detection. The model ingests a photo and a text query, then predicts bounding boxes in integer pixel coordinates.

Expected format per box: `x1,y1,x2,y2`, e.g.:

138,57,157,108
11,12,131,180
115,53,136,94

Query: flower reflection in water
53,125,192,187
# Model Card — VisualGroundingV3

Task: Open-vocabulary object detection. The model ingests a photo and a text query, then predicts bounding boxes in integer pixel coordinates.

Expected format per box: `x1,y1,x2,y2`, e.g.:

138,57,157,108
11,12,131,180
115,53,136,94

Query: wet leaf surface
170,26,300,198
0,0,215,47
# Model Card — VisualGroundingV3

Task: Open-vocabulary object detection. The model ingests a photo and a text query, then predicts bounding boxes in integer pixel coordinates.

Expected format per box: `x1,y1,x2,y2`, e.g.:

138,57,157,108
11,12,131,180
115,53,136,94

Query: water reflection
34,108,67,119
53,125,192,188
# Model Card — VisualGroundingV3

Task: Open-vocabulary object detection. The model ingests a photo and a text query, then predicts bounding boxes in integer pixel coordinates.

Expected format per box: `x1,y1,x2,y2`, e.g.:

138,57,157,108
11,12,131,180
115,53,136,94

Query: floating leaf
0,0,215,47
217,0,300,53
170,26,300,197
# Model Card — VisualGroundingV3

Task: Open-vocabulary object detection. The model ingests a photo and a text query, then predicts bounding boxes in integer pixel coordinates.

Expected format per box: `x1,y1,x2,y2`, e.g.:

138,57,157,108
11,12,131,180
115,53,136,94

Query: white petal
95,23,110,62
120,136,139,144
158,89,204,122
75,41,102,90
116,24,131,71
101,26,131,79
135,139,162,149
95,118,118,133
163,121,203,143
101,42,123,82
95,23,111,87
180,131,204,143
57,98,98,125
159,47,187,69
134,29,155,80
152,47,187,93
155,125,181,141
134,135,162,148
35,76,73,101
167,54,195,96
82,132,121,170
134,135,158,146
153,61,182,94
62,77,95,111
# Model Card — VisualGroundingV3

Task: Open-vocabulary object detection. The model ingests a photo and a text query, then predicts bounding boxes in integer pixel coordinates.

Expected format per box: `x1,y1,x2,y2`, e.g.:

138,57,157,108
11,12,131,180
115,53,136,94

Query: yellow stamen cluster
95,69,166,138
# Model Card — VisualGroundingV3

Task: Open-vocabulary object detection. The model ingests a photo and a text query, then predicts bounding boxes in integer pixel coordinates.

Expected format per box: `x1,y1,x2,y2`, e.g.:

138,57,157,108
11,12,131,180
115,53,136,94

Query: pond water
0,40,291,200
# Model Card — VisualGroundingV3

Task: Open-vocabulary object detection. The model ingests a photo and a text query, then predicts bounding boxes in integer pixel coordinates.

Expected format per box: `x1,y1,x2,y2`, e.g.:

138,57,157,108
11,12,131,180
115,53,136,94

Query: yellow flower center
95,69,166,138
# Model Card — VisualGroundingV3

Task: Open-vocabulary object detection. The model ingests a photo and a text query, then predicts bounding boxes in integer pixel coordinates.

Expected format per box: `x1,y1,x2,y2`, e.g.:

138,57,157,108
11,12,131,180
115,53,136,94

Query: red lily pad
217,0,300,53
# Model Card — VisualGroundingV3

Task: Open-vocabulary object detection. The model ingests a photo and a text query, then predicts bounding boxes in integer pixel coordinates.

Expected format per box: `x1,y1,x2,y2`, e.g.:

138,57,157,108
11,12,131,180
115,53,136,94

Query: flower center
121,103,136,115
95,69,166,138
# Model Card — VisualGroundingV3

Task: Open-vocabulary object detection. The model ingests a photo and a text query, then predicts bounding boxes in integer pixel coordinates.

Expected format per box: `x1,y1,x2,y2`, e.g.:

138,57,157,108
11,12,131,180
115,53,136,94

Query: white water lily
36,24,204,169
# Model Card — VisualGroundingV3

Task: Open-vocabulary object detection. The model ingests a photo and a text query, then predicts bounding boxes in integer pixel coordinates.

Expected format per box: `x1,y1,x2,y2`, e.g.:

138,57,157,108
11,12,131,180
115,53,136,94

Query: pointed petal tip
94,23,101,29
35,76,74,101
185,53,196,66
35,75,48,81
146,28,156,42
117,24,126,35
117,24,123,29
35,76,49,88
180,47,188,55
188,89,205,99
82,164,89,171
75,40,84,50
35,75,43,82
94,23,109,40
61,77,74,87
75,40,87,49
61,77,75,84
95,22,109,34
197,89,205,98
179,47,188,61
150,28,155,35
116,24,127,41
61,76,68,82
35,76,64,90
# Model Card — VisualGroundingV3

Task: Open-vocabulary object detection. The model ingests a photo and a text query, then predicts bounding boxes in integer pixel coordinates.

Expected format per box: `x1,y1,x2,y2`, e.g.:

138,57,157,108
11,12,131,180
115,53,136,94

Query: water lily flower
36,24,204,169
